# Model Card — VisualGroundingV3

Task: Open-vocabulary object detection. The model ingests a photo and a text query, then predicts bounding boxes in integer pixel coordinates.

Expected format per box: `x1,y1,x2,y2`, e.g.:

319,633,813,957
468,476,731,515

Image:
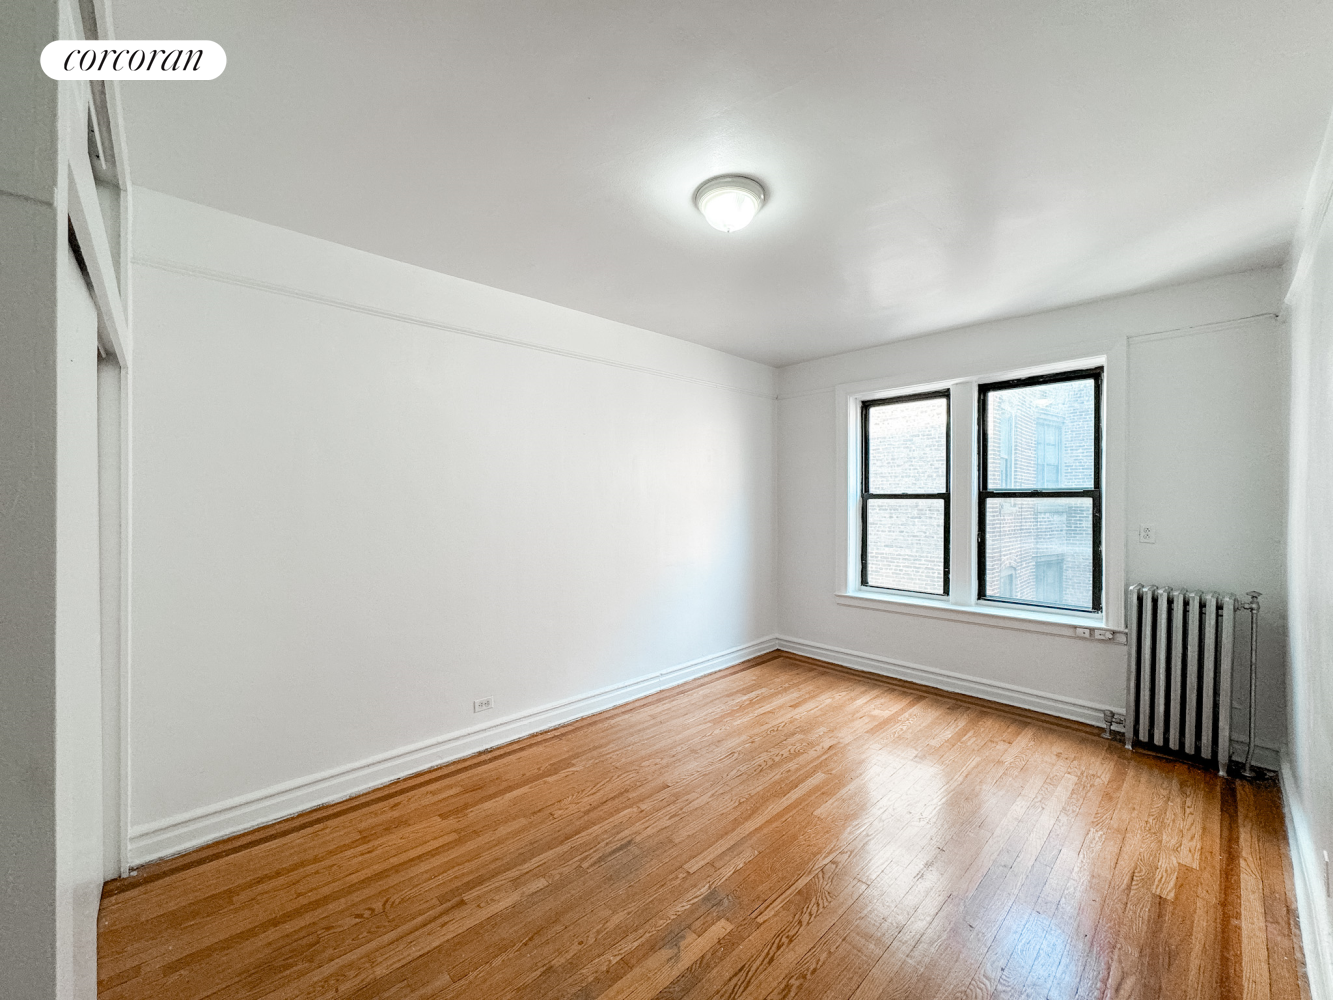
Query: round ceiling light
694,175,766,232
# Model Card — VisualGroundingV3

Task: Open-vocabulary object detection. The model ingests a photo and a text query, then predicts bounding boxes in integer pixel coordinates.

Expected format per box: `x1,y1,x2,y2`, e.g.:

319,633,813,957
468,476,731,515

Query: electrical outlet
473,697,494,713
1094,629,1114,641
1075,627,1091,638
1138,524,1156,544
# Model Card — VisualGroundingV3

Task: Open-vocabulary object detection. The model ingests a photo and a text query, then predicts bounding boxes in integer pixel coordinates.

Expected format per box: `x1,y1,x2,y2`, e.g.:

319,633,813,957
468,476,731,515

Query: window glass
865,498,945,594
867,397,947,494
998,412,1014,487
1035,420,1062,488
985,379,1094,490
982,497,1093,611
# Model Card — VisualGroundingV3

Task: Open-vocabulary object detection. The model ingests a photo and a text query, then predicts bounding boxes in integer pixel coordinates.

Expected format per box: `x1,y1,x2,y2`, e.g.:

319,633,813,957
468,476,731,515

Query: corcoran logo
40,40,226,80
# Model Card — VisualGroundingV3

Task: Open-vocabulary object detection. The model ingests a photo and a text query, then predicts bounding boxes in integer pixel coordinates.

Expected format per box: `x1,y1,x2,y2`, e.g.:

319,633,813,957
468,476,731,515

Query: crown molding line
1124,312,1281,346
132,253,777,400
776,312,1281,401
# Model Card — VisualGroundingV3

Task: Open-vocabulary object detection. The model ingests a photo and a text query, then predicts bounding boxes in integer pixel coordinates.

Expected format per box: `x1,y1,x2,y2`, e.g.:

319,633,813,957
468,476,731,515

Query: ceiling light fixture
694,175,766,232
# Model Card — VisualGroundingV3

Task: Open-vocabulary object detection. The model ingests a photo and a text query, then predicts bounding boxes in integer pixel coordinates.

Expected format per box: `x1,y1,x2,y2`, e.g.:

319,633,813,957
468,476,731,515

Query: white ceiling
116,0,1333,366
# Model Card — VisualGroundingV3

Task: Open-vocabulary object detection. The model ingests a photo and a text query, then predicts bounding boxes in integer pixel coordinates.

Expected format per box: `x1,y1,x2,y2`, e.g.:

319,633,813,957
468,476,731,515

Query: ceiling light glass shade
694,175,766,232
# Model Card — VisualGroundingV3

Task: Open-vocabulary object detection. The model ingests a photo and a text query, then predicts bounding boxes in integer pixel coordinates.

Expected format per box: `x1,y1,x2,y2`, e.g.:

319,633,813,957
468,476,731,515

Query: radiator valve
1101,709,1126,740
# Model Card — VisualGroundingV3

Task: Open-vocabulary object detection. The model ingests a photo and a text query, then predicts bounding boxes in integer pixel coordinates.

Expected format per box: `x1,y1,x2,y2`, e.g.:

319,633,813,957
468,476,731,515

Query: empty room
7,1,1333,998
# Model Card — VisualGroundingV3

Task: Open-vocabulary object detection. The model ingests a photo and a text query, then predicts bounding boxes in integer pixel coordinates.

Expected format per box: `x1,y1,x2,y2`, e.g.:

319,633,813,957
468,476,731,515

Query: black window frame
977,367,1103,613
860,388,951,597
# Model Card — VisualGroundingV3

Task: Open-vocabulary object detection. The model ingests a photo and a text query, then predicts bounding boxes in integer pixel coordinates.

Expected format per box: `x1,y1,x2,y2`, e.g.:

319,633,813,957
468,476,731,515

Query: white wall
776,269,1289,756
1284,111,1333,999
127,189,777,862
55,243,105,1000
1127,317,1289,758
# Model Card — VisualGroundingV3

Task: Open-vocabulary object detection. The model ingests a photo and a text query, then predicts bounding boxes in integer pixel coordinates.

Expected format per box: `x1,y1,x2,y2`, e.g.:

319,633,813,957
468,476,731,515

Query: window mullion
950,381,976,608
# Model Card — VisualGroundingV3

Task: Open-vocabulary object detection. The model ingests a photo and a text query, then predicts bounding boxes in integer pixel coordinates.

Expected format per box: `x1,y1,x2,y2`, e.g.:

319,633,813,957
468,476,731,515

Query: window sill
835,590,1127,642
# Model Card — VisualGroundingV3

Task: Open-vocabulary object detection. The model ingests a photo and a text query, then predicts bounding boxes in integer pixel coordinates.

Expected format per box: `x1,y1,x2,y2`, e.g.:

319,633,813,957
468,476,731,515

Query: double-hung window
978,368,1103,613
851,363,1104,620
860,390,950,596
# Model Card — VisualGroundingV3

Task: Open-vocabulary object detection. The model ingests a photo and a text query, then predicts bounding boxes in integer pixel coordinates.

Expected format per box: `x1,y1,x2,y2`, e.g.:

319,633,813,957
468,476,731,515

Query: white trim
1124,313,1280,347
67,150,127,361
778,635,1283,768
776,322,1251,400
1282,758,1332,1000
834,591,1122,640
126,635,1283,868
117,189,134,879
128,636,781,865
775,635,1117,727
132,254,777,400
116,360,132,877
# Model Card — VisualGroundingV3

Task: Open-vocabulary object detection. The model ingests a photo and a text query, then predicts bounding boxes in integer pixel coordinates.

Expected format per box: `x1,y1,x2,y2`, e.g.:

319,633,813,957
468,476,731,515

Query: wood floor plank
98,655,1306,1000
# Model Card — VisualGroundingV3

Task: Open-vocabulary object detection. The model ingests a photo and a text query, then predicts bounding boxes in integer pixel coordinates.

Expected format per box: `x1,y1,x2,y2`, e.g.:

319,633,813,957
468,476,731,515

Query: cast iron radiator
1123,584,1260,776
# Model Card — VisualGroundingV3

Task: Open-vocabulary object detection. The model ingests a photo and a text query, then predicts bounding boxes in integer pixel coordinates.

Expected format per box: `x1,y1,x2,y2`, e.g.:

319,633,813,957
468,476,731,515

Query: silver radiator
1124,584,1237,775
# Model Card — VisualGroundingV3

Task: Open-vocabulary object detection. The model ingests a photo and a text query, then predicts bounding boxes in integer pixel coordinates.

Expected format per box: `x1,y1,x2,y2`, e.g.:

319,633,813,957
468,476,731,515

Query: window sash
860,389,951,597
976,367,1103,613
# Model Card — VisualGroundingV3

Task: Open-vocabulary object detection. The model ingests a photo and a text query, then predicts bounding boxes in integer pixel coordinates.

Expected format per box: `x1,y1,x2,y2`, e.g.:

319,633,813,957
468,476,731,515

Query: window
841,359,1108,625
1034,419,1062,488
860,390,950,596
979,368,1102,612
1035,556,1064,604
997,411,1015,487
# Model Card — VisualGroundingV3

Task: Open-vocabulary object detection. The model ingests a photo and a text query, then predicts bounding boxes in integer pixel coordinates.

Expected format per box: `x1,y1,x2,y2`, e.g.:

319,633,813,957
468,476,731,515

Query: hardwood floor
98,653,1308,1000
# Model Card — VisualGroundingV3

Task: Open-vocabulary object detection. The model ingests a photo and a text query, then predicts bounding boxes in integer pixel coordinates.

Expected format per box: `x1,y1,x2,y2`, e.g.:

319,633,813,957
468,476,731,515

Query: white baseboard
774,634,1119,728
775,635,1284,770
127,633,1283,867
128,635,781,866
1281,759,1332,1000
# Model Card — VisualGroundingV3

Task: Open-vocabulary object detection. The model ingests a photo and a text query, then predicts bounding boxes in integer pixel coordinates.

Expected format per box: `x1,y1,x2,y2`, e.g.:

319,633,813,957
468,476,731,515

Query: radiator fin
1124,584,1235,775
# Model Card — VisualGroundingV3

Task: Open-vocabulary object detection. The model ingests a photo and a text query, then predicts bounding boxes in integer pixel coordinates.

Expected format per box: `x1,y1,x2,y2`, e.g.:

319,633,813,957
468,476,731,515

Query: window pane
985,379,1094,489
983,497,1093,609
867,397,947,494
866,498,944,594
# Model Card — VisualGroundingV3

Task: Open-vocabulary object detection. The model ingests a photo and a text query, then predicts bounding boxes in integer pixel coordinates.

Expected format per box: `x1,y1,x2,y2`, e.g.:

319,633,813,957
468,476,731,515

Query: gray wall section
1,2,62,993
2,3,106,998
0,144,62,1000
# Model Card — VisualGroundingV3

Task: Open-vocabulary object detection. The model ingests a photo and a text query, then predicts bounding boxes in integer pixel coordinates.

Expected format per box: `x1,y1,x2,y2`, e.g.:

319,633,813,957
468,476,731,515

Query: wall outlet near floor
1138,524,1156,544
473,697,494,713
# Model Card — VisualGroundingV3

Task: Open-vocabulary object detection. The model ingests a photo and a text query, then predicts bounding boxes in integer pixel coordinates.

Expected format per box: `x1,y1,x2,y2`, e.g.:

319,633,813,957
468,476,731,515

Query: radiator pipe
1239,591,1261,779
